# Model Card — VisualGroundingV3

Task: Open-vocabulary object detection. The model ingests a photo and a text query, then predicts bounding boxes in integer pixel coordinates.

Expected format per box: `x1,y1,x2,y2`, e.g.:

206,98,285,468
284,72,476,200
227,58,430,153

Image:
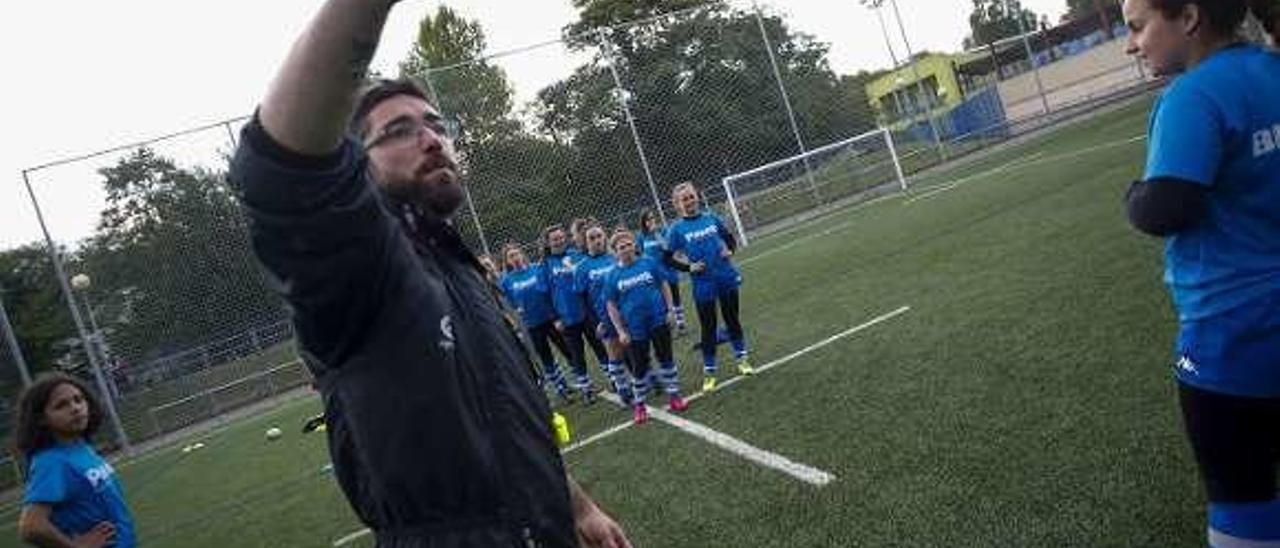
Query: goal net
721,127,908,244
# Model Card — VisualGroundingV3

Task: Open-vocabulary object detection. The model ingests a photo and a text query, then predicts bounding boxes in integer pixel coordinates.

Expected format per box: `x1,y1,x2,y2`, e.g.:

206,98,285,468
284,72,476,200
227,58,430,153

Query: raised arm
258,0,400,154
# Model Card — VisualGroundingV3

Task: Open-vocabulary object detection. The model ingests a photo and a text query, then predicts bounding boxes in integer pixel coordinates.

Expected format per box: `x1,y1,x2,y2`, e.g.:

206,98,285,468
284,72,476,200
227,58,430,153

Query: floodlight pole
871,2,902,68
0,285,32,386
599,29,668,225
417,62,493,256
886,0,948,162
754,3,822,206
21,170,132,455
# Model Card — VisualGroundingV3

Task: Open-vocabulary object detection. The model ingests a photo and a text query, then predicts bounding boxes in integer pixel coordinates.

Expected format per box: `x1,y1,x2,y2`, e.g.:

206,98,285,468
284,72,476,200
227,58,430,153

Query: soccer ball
265,427,283,441
71,274,91,290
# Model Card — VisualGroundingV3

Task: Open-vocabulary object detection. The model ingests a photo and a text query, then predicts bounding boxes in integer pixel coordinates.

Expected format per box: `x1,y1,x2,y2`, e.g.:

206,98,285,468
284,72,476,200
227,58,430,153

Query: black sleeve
714,216,738,252
661,250,692,272
1125,177,1209,237
230,115,406,368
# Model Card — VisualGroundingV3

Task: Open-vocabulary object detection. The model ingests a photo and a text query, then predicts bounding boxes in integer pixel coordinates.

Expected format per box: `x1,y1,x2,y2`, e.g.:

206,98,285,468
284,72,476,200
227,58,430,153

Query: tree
964,0,1041,49
534,2,869,207
78,149,285,366
0,244,77,374
399,5,520,148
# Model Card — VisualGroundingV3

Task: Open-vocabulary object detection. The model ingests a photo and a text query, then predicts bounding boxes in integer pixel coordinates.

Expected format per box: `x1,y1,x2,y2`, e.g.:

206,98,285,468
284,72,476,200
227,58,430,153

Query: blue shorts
691,268,742,304
1175,292,1280,398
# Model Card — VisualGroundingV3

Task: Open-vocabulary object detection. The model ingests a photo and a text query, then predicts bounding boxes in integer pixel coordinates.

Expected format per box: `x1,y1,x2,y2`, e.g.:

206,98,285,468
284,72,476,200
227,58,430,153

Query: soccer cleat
668,395,689,413
632,404,649,424
736,357,755,376
301,413,327,434
701,376,717,393
581,389,598,406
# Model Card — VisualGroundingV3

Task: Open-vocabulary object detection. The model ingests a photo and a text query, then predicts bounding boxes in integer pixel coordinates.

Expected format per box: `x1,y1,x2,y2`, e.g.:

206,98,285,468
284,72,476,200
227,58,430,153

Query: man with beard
228,1,631,546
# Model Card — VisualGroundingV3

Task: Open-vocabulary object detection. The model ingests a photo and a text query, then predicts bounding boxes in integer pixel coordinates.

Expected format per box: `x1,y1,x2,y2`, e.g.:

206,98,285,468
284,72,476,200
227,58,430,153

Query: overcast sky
0,0,1071,251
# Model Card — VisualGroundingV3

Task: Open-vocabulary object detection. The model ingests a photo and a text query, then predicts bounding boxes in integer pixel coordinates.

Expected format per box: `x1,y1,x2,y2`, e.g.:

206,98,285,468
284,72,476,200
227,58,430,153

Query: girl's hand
689,261,706,274
618,331,631,346
73,522,115,548
554,320,565,333
720,247,733,259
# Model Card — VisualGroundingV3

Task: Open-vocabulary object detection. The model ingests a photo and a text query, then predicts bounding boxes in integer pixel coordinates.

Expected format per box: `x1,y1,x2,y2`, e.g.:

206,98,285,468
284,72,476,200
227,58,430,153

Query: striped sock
605,360,631,401
659,362,681,395
632,374,651,403
673,306,686,327
544,363,569,396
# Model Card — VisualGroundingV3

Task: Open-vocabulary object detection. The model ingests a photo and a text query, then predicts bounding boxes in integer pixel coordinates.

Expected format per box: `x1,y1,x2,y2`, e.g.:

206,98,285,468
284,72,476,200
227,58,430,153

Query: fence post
0,285,32,387
598,29,668,225
886,0,948,163
22,170,133,456
753,3,821,207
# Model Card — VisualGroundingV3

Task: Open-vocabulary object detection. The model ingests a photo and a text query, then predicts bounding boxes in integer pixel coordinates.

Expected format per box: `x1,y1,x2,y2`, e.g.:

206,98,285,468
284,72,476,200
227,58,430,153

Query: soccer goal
721,126,908,245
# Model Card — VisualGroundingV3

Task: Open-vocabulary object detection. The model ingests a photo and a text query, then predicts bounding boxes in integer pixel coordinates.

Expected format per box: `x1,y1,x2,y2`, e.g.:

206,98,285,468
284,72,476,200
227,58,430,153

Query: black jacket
230,118,576,548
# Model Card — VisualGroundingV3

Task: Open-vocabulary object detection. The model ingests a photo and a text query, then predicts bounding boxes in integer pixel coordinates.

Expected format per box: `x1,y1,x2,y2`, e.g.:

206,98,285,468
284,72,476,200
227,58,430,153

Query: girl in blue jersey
541,224,602,404
667,182,754,393
574,224,639,407
604,229,690,424
16,373,136,548
499,243,578,402
637,210,688,334
1124,0,1280,543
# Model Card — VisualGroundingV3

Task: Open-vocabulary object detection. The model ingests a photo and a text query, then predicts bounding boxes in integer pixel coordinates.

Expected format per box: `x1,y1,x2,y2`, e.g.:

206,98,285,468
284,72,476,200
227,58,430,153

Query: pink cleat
668,395,689,413
632,404,649,424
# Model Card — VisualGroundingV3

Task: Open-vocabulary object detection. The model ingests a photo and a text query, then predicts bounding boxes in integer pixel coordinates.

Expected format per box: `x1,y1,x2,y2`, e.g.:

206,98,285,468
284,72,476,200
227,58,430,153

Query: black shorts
1178,381,1280,502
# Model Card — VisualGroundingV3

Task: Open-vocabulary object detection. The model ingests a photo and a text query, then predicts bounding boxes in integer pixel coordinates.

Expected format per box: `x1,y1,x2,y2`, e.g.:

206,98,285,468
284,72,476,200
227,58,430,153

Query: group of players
482,182,753,424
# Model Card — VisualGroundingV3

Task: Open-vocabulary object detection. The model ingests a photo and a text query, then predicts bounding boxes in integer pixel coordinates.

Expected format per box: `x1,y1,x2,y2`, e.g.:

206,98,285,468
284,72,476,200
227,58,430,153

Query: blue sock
731,338,747,359
1209,499,1280,543
702,349,717,375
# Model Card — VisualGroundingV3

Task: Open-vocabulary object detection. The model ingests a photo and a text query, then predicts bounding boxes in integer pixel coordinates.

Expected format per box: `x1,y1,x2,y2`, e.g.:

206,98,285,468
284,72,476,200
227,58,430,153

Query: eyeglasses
365,113,461,150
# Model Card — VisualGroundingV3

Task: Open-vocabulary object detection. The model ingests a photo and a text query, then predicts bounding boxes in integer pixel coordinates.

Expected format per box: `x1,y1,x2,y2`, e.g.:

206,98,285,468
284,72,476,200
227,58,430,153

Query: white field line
904,152,1046,205
739,134,1146,267
333,304,911,546
648,405,836,486
739,192,901,267
332,527,372,547
564,305,911,454
906,134,1145,205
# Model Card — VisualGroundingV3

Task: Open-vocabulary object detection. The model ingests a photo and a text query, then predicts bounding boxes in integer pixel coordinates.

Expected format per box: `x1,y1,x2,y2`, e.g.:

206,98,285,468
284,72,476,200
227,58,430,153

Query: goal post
721,126,908,245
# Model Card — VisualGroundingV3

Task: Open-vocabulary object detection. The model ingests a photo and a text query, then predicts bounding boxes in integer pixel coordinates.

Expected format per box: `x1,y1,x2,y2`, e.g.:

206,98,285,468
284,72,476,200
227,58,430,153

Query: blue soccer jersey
1143,44,1280,396
24,442,136,548
544,251,587,326
499,264,557,327
667,212,741,302
603,257,668,339
638,229,680,285
574,252,617,326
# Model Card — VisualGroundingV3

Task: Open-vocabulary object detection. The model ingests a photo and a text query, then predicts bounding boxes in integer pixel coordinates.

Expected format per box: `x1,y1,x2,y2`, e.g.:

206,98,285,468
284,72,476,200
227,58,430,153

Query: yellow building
864,53,969,125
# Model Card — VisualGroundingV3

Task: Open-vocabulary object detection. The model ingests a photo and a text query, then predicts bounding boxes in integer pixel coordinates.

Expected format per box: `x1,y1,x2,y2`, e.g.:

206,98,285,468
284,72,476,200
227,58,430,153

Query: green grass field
0,94,1207,547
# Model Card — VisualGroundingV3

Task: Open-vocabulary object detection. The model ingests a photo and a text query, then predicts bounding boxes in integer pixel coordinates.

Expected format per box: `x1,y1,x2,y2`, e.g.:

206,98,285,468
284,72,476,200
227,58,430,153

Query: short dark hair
350,78,432,140
1249,0,1277,35
1150,0,1250,37
13,372,105,464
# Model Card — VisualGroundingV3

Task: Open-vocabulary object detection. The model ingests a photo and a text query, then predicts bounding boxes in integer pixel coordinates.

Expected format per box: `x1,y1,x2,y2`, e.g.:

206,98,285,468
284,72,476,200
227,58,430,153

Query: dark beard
381,170,465,219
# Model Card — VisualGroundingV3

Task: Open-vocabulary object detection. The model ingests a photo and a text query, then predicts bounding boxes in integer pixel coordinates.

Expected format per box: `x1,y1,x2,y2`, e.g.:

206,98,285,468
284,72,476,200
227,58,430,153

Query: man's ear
1181,3,1204,37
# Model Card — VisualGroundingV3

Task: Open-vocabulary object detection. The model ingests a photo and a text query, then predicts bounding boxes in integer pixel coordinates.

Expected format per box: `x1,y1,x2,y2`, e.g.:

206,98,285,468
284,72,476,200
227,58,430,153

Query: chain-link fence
7,0,1162,465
